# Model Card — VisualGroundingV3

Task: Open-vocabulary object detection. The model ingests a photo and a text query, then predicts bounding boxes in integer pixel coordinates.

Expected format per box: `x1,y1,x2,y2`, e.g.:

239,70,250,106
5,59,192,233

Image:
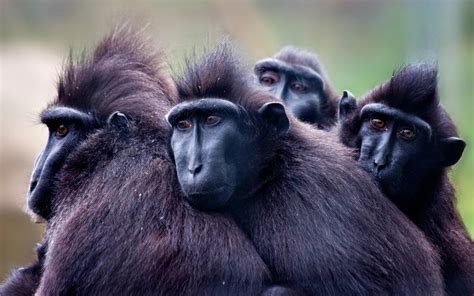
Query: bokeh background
1,0,472,281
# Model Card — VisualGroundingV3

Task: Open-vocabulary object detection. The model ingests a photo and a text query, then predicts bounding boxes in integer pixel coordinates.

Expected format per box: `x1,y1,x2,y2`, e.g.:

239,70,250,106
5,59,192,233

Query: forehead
361,103,432,135
166,99,242,123
254,58,323,83
40,106,93,123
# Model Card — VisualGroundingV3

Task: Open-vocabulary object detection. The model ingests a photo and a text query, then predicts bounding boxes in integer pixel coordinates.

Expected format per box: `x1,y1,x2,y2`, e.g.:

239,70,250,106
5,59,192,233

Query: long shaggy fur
340,64,456,147
339,63,474,295
175,44,444,295
0,26,178,296
13,29,274,295
54,26,176,125
36,120,272,295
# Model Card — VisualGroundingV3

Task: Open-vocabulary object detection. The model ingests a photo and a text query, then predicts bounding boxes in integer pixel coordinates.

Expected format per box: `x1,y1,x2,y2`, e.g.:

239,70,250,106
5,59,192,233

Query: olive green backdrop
1,0,472,281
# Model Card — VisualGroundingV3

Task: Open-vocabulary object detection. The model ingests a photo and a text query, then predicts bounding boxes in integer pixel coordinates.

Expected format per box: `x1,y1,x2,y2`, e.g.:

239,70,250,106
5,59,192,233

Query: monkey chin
27,209,47,224
185,186,232,211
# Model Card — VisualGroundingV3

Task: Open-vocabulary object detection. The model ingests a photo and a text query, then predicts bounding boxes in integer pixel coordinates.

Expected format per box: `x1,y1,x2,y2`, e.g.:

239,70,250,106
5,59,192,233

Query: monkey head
167,99,289,210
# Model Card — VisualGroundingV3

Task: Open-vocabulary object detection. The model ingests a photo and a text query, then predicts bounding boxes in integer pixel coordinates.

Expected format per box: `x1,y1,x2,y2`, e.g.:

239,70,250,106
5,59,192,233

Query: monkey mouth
27,180,54,220
187,186,228,198
185,186,232,210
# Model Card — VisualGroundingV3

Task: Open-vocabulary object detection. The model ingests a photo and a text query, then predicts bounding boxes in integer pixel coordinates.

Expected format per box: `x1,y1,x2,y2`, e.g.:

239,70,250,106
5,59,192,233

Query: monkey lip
372,168,395,180
186,186,228,198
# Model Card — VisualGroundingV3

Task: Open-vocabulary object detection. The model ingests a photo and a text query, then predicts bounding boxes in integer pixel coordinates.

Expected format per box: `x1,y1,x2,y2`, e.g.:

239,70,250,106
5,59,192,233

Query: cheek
172,152,192,184
220,132,250,180
213,139,236,179
399,153,429,178
173,149,187,169
392,145,420,168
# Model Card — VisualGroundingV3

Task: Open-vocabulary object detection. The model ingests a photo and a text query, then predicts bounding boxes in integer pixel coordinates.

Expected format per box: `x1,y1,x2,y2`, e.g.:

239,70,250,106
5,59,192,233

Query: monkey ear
107,111,129,129
439,137,466,167
258,102,290,136
338,90,357,122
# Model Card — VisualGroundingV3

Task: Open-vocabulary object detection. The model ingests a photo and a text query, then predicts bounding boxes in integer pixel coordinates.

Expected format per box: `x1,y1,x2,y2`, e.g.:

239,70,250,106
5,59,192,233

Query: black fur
16,29,276,295
36,120,272,295
0,243,46,296
339,64,474,295
175,44,444,295
1,26,179,296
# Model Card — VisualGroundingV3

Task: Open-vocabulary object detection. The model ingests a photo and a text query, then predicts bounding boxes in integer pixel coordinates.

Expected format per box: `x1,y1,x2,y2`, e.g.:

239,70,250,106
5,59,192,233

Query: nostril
189,164,203,175
193,164,203,175
194,165,202,175
30,180,38,192
373,160,388,173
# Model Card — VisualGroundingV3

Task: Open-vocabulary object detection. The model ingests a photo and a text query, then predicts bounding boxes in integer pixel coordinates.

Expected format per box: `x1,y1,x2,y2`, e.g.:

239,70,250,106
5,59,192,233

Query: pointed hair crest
53,25,177,125
366,64,439,119
176,41,278,113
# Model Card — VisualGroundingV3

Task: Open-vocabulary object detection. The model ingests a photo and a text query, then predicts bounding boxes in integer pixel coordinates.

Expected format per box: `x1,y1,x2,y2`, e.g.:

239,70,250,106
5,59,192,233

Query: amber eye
259,72,278,86
205,115,221,126
260,76,275,86
291,82,307,93
177,119,192,130
56,125,69,137
399,128,416,141
370,118,386,130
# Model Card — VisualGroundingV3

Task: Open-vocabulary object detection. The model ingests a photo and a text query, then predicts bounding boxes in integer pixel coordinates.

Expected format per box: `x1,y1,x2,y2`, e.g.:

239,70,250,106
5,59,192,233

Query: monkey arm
0,241,46,296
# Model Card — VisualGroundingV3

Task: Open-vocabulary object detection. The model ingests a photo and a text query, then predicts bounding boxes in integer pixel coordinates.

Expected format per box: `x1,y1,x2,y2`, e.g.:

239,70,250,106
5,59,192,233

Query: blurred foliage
0,0,472,281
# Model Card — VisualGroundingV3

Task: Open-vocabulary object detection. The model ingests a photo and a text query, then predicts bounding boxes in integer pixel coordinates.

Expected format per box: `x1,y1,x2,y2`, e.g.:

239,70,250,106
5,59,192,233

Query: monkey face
357,103,465,208
167,99,289,211
254,58,328,125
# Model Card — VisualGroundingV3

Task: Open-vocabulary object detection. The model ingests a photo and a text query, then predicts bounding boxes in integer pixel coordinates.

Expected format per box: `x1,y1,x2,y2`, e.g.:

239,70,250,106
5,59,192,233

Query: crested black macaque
168,44,444,295
35,117,274,295
0,27,177,296
254,47,338,128
18,29,291,296
339,64,474,295
1,109,128,296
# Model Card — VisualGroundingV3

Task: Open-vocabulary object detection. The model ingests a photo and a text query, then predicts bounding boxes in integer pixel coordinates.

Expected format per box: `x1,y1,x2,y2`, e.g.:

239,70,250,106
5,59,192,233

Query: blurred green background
0,0,472,281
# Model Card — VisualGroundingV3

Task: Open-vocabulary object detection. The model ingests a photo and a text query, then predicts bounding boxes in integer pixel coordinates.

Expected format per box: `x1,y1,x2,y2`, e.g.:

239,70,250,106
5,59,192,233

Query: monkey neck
408,172,462,229
408,172,472,272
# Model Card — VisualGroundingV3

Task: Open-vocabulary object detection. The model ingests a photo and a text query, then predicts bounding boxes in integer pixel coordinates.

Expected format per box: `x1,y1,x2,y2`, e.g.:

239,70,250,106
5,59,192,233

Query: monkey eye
259,72,278,86
205,115,222,126
370,118,386,130
55,124,69,137
399,128,416,141
177,119,192,130
291,82,307,93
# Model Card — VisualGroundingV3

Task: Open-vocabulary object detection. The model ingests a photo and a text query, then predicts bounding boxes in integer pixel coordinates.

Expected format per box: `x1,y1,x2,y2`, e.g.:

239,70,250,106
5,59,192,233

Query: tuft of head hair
365,63,460,138
366,64,439,120
341,63,460,145
176,41,277,112
274,46,328,76
53,25,176,124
